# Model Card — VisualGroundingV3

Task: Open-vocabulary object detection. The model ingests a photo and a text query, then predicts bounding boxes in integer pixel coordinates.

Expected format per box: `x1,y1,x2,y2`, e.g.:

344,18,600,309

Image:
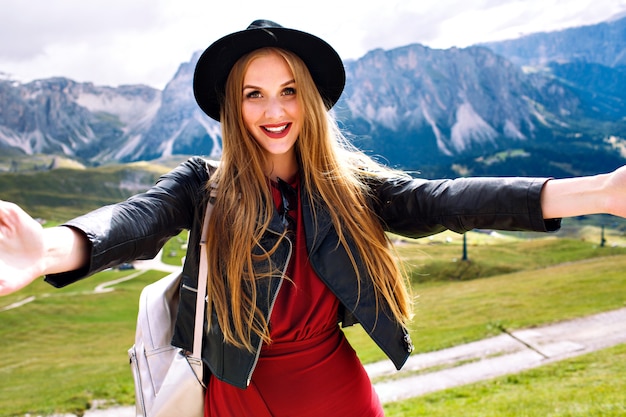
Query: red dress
205,177,384,417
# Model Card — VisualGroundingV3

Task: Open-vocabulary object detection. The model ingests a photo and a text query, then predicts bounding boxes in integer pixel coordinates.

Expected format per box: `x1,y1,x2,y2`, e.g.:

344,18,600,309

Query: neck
264,154,299,183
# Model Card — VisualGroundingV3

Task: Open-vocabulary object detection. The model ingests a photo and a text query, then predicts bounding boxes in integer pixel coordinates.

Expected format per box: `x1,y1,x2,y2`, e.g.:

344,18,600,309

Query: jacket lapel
300,186,333,255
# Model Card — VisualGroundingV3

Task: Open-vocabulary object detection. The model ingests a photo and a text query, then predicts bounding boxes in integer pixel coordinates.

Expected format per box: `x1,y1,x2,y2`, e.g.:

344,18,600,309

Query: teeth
265,124,288,133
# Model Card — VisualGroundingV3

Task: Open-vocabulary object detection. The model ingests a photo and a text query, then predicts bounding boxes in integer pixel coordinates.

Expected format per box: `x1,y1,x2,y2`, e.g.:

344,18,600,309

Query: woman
1,19,626,416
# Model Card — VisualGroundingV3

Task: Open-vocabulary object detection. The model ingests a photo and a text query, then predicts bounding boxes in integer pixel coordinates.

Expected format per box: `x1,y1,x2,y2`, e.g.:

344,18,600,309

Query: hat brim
193,25,345,121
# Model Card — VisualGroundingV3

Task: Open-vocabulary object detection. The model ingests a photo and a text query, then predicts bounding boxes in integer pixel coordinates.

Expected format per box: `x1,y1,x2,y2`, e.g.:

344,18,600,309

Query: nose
264,96,285,119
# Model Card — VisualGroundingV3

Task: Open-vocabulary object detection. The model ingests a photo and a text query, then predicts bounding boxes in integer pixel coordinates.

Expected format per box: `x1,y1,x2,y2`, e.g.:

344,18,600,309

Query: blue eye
246,90,262,99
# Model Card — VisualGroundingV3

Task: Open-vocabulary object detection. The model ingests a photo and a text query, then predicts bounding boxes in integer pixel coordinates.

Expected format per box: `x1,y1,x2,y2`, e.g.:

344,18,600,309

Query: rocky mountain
341,45,580,168
0,78,161,161
481,15,626,69
1,16,626,178
113,51,222,162
337,15,626,176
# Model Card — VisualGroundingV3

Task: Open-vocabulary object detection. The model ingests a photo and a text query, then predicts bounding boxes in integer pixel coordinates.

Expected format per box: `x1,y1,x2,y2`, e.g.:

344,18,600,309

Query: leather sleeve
372,176,561,238
44,157,210,288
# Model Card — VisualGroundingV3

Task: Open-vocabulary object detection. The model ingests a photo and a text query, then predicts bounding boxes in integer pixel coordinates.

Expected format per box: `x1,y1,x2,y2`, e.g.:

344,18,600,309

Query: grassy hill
1,234,625,416
2,156,626,231
1,159,625,416
0,155,189,221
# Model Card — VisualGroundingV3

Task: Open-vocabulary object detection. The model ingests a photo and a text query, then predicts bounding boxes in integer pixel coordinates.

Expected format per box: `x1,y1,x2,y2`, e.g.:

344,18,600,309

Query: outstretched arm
0,202,89,296
541,166,626,219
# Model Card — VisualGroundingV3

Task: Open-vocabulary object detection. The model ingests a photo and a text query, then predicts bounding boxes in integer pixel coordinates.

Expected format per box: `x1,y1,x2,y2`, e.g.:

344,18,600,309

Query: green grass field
0,269,167,416
383,343,626,416
1,233,625,416
1,163,625,416
0,156,181,220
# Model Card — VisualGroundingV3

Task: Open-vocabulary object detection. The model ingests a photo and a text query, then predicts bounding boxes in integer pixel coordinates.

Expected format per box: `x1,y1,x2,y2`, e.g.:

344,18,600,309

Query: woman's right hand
0,201,47,296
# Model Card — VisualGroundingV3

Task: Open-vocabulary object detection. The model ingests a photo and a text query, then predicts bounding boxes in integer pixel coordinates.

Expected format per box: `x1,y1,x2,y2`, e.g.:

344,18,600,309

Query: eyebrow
242,79,296,91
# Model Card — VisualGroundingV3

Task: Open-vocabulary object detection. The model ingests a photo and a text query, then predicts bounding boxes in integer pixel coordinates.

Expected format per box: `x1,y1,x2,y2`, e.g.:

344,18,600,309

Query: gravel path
44,306,626,417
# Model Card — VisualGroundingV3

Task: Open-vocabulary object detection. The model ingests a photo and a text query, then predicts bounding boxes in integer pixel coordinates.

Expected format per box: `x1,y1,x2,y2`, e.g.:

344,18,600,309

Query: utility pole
600,224,606,247
462,233,468,261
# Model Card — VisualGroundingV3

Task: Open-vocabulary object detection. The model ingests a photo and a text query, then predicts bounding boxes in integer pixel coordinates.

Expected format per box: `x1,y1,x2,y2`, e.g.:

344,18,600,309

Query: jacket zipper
182,283,197,292
245,228,293,386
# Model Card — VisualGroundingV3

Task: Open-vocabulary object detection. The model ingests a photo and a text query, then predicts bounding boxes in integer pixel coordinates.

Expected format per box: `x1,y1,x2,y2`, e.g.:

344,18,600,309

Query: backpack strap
190,160,217,378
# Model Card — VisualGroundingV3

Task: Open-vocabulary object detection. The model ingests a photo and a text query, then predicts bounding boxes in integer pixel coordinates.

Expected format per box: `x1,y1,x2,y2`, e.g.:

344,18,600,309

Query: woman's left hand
541,165,626,219
601,165,626,218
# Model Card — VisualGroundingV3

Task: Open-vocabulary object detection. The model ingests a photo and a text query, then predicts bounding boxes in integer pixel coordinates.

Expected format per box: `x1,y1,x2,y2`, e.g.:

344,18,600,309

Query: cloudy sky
1,0,626,89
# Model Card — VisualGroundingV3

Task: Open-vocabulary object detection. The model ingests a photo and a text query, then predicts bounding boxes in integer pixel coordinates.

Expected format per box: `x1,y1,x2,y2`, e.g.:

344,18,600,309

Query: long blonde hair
205,47,412,351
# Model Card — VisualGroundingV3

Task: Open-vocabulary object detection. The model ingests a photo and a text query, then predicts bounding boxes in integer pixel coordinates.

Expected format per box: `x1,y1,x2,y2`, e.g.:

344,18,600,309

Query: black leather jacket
45,156,560,389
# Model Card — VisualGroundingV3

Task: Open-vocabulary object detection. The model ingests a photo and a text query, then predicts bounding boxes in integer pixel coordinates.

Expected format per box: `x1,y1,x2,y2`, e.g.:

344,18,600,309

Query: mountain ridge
2,16,626,177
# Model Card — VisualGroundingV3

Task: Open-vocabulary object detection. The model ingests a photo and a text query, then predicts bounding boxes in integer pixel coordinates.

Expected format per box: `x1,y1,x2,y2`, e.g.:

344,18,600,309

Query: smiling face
241,50,303,180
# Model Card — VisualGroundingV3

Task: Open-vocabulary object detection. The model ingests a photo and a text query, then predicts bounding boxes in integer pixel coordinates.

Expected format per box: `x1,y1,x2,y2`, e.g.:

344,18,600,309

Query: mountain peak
1,17,625,178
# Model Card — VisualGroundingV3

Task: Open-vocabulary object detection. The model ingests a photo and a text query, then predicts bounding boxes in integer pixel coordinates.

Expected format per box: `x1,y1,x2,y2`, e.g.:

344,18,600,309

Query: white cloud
1,0,625,89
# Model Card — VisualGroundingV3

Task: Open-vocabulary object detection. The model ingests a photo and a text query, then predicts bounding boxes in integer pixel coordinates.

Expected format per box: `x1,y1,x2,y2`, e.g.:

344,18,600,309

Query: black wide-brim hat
193,19,346,121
